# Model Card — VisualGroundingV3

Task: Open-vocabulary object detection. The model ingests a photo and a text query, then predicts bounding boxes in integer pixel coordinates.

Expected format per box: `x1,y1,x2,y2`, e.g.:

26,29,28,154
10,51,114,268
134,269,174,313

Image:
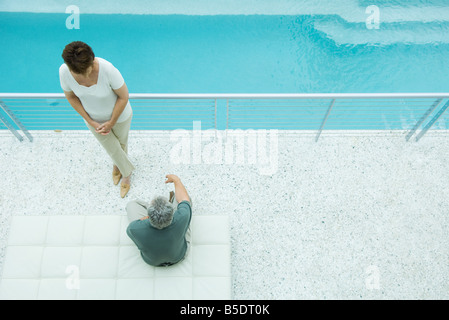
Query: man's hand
165,174,181,184
165,174,190,204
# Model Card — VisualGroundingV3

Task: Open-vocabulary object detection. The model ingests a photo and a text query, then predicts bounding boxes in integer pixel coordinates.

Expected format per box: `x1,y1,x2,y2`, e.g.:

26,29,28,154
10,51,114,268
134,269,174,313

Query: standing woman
59,41,134,198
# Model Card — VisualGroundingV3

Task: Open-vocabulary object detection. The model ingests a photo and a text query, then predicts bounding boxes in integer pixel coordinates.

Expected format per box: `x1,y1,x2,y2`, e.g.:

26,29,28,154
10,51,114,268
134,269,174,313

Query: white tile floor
1,129,449,299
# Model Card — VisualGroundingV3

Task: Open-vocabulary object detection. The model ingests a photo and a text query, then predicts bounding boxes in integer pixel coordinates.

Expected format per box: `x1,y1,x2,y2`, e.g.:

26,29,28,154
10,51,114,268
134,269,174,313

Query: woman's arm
96,83,129,134
64,90,103,131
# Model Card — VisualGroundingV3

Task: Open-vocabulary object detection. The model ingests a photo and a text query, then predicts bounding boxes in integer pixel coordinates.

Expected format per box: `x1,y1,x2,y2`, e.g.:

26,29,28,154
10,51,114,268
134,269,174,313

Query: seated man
126,174,192,267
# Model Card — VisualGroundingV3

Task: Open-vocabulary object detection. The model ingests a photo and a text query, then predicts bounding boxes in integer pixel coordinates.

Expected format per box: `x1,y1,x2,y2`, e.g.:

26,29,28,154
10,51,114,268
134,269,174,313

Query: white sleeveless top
59,57,132,123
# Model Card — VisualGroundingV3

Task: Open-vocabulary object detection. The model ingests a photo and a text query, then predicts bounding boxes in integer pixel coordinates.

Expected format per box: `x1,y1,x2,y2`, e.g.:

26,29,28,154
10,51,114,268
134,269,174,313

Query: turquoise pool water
1,12,449,93
1,11,449,130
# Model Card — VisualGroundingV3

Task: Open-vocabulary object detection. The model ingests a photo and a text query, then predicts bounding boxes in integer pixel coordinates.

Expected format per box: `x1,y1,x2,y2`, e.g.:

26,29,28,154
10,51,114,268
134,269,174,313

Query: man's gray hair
147,196,174,229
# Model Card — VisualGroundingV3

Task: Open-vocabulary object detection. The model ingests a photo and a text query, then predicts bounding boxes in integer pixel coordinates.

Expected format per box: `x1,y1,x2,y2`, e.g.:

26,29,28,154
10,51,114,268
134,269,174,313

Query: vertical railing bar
315,99,336,142
415,100,449,142
214,99,217,130
405,98,442,141
0,100,33,142
226,99,229,130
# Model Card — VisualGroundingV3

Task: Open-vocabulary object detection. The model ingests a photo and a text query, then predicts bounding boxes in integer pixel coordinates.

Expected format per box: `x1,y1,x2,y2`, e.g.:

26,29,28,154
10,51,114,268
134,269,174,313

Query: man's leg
126,199,149,223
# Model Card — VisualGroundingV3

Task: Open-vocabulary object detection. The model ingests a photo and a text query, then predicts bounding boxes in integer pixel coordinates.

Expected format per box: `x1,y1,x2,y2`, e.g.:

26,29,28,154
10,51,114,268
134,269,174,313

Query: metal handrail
1,93,449,99
1,92,449,142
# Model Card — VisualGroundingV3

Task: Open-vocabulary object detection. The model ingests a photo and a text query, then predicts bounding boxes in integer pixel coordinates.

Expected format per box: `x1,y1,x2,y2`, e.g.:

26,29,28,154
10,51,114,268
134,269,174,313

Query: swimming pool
2,12,449,94
1,2,449,130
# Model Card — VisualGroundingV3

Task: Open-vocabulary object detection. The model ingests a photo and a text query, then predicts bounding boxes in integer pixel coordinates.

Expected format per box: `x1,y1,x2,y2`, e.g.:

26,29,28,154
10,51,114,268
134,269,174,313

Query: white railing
1,92,449,142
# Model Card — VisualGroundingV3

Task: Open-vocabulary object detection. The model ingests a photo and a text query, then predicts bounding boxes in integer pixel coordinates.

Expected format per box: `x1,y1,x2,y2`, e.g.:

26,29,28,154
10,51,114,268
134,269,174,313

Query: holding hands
96,121,114,135
91,120,113,135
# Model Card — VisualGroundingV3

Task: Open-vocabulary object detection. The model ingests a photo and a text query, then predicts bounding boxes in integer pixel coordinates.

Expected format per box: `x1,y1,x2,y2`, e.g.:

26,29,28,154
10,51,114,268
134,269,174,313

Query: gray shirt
126,201,192,266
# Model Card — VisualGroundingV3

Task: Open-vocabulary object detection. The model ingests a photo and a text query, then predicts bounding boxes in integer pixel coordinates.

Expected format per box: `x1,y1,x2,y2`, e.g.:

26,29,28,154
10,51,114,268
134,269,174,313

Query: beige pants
125,194,180,223
86,114,135,178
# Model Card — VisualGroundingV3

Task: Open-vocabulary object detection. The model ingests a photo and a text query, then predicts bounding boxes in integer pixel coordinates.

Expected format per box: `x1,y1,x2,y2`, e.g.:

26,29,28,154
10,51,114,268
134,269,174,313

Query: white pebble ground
1,129,449,299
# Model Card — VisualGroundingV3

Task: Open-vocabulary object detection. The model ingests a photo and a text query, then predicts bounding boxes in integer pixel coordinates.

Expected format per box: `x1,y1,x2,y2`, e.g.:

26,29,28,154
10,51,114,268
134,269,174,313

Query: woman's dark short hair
62,41,95,74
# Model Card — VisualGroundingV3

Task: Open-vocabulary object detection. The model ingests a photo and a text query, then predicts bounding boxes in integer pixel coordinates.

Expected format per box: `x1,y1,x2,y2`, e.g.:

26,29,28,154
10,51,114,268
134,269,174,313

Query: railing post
316,99,335,142
226,99,229,130
0,100,33,142
214,99,217,130
415,100,449,142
